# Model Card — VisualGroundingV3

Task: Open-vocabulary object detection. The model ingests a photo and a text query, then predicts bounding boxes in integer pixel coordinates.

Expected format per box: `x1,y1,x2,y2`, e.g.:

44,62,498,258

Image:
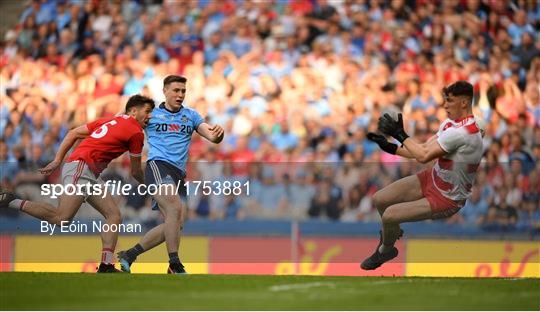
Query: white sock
101,249,114,264
8,199,24,210
379,244,394,254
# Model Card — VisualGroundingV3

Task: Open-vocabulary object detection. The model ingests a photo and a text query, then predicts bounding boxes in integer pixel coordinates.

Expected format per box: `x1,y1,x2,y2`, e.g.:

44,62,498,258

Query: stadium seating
0,0,538,234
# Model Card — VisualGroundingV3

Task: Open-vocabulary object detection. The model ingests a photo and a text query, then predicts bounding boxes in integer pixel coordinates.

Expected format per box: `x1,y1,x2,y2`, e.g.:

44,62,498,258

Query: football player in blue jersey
118,75,224,274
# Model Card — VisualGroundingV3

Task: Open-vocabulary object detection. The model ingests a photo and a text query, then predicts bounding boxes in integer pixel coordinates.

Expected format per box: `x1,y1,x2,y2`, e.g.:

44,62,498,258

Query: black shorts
145,160,186,210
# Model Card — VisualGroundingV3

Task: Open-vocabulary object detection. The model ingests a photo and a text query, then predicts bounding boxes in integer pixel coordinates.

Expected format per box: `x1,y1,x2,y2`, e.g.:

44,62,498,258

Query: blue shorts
145,160,186,210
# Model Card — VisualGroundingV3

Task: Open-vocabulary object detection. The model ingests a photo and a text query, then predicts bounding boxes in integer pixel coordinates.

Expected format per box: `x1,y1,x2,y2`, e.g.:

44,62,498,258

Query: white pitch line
269,282,336,292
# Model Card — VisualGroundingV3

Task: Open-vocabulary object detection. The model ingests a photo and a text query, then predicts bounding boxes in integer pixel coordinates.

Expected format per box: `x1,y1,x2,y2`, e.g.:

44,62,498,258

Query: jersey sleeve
436,120,449,137
127,132,144,157
192,110,204,130
86,117,110,133
437,127,465,154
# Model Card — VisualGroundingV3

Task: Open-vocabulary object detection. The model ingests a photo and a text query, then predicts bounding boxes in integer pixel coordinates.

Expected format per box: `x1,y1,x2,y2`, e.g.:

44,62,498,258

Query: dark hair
125,94,155,113
443,80,474,102
163,75,187,87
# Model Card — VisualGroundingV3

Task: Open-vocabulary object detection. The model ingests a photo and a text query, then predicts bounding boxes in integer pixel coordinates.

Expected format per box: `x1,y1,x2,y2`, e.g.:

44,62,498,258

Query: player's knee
381,210,398,224
103,209,122,224
51,214,74,226
372,191,387,210
106,211,122,225
165,207,182,222
156,195,180,211
160,192,178,205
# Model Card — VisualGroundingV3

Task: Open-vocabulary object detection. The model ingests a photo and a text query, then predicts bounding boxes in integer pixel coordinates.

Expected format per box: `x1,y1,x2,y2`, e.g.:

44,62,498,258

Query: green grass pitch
0,272,538,310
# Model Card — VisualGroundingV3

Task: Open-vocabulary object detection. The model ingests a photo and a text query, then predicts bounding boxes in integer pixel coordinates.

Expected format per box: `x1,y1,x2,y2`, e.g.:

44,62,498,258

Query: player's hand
377,113,402,135
366,132,398,155
209,124,224,143
38,160,61,175
378,113,409,144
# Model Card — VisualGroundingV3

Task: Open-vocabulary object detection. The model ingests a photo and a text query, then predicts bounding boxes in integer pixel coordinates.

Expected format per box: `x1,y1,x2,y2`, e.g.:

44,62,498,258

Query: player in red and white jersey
431,114,483,206
0,95,154,273
361,81,483,270
65,111,147,175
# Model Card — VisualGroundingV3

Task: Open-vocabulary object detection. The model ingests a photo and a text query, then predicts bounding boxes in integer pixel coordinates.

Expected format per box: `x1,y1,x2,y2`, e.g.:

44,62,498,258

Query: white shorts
61,161,104,196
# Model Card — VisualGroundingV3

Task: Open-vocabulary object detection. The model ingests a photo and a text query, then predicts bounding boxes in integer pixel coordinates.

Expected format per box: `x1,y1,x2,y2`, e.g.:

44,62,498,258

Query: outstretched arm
396,135,439,159
196,123,224,144
402,136,446,164
378,113,446,164
39,125,90,175
367,132,436,159
395,145,414,159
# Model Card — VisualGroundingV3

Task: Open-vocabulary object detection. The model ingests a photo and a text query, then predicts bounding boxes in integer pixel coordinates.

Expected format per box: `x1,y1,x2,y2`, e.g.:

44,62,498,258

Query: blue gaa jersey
146,103,204,172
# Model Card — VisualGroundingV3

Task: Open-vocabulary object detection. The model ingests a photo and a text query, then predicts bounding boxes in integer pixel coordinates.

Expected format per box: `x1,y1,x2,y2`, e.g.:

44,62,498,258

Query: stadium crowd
0,0,538,232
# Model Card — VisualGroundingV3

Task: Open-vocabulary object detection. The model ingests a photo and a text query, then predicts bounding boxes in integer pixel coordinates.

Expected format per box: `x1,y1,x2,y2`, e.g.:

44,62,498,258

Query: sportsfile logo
41,181,182,199
41,180,251,198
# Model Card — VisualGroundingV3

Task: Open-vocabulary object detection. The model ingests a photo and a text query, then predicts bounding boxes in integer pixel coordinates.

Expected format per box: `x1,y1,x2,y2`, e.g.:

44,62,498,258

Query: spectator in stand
483,187,519,232
458,186,490,226
308,177,343,221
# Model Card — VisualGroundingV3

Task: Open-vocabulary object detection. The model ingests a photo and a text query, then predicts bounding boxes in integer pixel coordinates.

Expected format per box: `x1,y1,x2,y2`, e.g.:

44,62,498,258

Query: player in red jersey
0,95,154,273
361,81,483,270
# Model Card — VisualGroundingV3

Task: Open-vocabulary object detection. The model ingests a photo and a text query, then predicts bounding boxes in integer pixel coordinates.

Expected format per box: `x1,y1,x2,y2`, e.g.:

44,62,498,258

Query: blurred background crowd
0,0,538,233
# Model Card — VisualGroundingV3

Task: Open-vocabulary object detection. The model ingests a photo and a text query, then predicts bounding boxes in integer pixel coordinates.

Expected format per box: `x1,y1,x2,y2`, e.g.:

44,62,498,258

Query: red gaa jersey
67,115,144,175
